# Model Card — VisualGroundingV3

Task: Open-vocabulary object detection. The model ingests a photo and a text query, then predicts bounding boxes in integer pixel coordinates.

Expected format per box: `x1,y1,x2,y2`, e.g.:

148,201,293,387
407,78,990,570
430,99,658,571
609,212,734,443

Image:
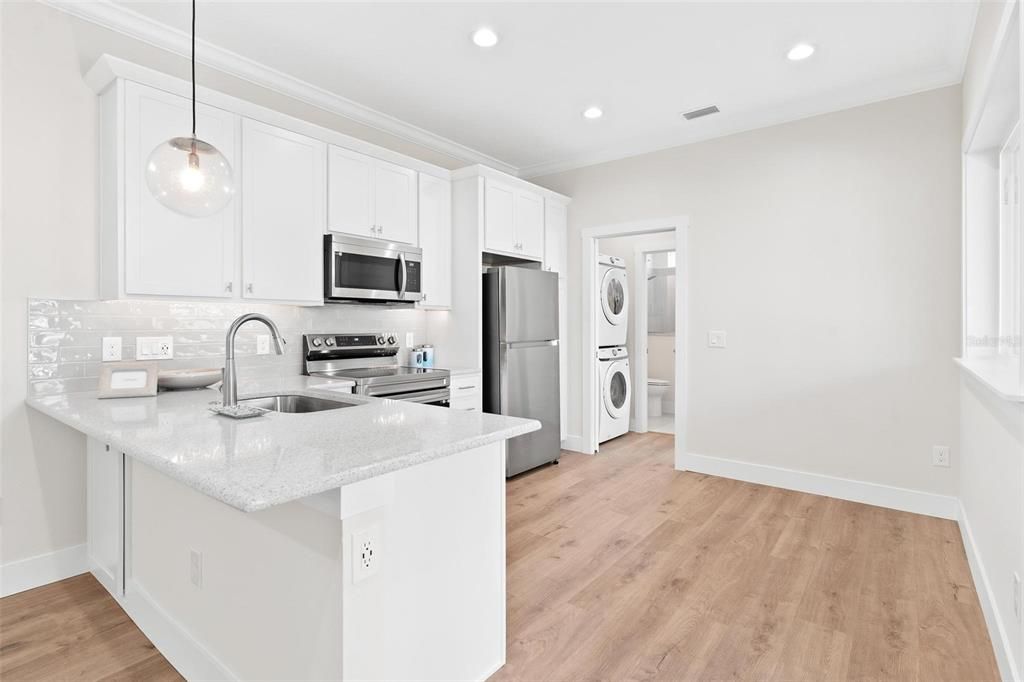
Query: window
999,125,1022,357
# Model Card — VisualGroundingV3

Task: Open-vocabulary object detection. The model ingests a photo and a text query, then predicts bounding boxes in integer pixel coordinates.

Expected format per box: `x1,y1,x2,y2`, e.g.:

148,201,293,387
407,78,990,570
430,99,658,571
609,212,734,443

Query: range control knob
311,337,323,348
324,337,335,347
387,335,397,345
376,335,386,345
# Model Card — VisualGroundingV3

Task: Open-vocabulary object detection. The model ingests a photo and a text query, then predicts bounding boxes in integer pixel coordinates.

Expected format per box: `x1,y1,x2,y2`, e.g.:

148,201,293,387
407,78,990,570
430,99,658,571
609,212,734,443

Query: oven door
325,234,423,303
395,388,450,407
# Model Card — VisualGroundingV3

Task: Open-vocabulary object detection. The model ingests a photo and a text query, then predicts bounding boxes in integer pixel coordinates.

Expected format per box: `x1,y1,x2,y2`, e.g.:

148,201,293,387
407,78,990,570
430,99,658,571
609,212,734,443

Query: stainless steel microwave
323,234,423,304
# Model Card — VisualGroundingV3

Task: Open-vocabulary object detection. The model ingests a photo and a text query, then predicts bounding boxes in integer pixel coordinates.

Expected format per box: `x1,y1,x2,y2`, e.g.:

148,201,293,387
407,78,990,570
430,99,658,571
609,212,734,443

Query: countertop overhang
26,376,539,512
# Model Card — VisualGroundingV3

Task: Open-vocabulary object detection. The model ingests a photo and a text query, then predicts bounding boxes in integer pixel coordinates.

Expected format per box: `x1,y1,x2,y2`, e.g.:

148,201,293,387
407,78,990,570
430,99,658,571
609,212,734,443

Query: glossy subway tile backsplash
27,299,431,397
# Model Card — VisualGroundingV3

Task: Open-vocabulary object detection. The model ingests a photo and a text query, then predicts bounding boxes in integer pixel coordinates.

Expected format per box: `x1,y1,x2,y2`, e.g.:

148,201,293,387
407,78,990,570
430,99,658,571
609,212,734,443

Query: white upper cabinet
482,178,545,261
374,159,418,245
515,189,544,260
418,174,453,309
121,82,238,298
241,119,326,304
328,146,418,245
544,200,568,274
326,146,374,237
484,179,517,254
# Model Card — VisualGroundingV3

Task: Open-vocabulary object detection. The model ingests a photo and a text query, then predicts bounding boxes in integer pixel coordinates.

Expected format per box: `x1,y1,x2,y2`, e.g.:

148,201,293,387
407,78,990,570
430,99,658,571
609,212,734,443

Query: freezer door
501,267,559,343
503,340,561,476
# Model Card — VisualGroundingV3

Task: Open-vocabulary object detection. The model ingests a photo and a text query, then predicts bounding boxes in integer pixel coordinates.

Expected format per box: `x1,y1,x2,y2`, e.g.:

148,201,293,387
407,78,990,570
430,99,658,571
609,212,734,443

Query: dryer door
603,359,631,419
600,268,629,326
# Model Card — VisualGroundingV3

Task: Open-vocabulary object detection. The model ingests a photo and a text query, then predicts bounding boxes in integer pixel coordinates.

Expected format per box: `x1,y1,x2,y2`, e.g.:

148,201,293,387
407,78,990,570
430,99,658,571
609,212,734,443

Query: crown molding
41,0,519,176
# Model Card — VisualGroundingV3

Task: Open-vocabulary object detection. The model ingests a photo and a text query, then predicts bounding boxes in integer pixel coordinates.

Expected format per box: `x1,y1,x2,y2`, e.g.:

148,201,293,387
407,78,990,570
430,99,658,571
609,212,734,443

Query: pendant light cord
191,0,196,138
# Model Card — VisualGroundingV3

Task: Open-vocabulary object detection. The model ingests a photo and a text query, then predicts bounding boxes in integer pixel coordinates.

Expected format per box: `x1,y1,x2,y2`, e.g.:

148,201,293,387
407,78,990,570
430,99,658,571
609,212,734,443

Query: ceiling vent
681,105,720,121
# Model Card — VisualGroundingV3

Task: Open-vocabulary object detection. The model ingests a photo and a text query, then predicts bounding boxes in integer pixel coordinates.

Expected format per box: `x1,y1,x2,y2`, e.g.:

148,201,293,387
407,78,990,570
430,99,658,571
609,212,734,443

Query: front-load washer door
603,359,631,419
600,268,629,326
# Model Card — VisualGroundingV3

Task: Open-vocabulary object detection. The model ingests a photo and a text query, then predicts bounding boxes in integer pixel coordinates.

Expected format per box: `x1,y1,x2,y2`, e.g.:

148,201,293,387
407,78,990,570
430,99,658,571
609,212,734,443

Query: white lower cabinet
417,174,452,309
86,439,125,597
241,119,326,304
450,373,481,411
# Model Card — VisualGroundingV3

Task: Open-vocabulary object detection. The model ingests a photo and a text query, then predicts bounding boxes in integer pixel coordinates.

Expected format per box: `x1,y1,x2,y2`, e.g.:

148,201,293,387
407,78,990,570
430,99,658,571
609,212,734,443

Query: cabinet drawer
450,394,479,411
450,373,481,394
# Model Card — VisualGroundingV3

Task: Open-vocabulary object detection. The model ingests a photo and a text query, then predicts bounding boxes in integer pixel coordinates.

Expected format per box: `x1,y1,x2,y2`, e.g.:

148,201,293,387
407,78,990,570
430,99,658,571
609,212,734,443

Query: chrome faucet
221,313,286,407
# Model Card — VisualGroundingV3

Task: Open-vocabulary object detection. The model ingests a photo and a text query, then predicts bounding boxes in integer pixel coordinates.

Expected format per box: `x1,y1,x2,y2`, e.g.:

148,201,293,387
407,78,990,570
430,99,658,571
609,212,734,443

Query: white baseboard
681,452,958,520
958,501,1020,682
115,578,237,681
1,544,88,597
561,435,591,455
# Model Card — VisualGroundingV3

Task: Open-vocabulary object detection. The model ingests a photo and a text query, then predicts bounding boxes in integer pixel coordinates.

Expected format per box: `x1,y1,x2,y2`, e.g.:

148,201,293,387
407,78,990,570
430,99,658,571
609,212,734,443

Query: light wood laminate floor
494,431,998,681
0,432,998,681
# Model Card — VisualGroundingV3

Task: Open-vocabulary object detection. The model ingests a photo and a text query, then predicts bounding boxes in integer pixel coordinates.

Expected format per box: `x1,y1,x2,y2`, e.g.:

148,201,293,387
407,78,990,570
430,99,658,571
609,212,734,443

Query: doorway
633,236,677,434
581,216,689,469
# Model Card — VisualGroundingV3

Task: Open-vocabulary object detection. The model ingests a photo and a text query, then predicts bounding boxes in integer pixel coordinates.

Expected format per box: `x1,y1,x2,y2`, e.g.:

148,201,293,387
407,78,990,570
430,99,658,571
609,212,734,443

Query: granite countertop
26,376,539,513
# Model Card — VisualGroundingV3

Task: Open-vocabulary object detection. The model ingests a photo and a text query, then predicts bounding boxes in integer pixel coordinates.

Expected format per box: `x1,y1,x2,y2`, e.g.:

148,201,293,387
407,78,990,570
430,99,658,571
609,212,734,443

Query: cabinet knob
246,283,254,294
225,282,233,292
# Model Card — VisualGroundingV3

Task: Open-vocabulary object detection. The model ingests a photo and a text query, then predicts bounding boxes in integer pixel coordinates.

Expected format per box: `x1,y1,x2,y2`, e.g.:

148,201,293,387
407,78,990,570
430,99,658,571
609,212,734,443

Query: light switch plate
137,336,173,360
256,335,270,355
707,330,727,349
405,332,414,347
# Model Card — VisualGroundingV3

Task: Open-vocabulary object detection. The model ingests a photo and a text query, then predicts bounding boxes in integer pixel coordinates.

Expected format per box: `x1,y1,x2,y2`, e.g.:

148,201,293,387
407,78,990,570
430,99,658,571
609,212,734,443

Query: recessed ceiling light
472,27,499,48
787,43,815,61
582,106,604,120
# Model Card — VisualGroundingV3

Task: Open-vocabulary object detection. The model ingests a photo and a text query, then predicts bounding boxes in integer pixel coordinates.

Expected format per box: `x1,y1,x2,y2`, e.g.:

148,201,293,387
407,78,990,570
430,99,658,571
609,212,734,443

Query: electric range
302,333,450,406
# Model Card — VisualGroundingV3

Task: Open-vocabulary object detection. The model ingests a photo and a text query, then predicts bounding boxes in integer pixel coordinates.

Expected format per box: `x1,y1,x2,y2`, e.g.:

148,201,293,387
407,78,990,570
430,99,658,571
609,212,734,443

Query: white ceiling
95,1,978,177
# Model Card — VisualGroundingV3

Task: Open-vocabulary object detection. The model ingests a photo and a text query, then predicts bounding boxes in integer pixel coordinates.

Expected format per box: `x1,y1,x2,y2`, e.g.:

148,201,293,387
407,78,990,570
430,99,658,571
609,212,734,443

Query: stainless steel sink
236,394,357,414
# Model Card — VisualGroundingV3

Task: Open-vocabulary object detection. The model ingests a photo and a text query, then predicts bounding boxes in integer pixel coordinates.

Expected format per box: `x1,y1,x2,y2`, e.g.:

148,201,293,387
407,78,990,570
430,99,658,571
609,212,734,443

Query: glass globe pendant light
145,0,234,217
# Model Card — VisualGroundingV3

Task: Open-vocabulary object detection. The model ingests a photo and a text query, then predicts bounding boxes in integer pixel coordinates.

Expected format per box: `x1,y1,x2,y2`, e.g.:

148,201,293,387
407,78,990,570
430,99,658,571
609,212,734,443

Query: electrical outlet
1014,573,1021,622
101,337,122,362
256,335,270,355
932,445,951,468
707,330,727,349
137,336,173,360
405,332,415,348
352,525,381,583
189,549,203,588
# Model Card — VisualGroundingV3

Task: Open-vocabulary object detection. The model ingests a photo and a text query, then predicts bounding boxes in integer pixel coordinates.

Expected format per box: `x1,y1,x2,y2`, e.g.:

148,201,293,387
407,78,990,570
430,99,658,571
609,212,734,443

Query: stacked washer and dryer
597,254,631,443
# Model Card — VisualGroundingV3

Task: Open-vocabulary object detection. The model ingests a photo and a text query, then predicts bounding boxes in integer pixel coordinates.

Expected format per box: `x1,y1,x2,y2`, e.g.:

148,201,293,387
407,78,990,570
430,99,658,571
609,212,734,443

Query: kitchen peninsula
27,375,538,680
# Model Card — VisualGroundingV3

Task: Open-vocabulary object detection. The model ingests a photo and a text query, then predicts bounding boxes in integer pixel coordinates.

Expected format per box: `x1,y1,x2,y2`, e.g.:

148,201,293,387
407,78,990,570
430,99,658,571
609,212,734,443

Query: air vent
681,105,720,121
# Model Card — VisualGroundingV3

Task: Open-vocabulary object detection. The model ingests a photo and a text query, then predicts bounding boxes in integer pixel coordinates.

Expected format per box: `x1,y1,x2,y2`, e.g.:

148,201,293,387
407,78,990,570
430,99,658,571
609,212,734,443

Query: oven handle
398,252,408,299
387,388,450,404
362,377,450,397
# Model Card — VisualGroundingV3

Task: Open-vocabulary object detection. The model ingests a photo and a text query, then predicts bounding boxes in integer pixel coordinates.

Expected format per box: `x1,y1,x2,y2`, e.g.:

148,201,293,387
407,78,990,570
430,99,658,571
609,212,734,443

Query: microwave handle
398,252,408,299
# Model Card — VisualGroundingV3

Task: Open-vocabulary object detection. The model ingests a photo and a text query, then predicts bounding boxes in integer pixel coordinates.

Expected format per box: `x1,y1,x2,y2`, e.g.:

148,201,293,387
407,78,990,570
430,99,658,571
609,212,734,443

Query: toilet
647,378,671,417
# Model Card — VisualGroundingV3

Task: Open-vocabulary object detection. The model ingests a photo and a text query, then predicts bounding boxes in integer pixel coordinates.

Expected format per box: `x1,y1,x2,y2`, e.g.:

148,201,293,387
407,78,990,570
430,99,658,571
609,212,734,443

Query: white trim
680,452,959,520
958,500,1021,682
561,435,589,455
962,0,1020,153
0,544,88,597
581,216,689,465
117,579,237,681
41,0,517,176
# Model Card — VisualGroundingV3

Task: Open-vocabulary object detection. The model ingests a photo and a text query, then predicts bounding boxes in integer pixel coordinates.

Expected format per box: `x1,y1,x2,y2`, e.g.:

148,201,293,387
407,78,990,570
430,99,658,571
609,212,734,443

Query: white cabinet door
515,189,545,260
418,174,452,309
484,179,517,254
242,119,325,304
123,82,237,297
374,159,418,245
544,200,568,274
327,145,375,239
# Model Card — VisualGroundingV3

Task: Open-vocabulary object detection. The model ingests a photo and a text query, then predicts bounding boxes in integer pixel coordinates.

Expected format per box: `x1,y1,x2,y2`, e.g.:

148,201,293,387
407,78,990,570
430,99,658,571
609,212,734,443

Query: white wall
958,3,1024,678
0,1,458,569
536,85,963,496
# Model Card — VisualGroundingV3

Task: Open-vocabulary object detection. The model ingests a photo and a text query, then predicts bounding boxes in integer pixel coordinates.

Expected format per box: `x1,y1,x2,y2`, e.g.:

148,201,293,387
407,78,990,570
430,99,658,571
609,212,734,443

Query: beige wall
0,1,459,567
536,85,963,496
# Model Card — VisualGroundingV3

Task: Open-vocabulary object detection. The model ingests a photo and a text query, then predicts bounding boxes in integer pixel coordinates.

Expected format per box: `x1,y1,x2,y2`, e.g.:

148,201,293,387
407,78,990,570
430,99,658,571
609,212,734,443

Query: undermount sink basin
237,394,357,414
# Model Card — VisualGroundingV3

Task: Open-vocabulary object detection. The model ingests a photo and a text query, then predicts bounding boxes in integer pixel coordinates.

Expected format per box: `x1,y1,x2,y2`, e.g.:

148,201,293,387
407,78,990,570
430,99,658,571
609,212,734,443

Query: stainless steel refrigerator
483,267,561,477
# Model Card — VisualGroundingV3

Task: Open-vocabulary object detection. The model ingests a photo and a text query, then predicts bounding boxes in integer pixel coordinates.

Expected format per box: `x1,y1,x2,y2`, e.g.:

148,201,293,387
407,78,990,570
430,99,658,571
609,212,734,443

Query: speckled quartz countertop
26,376,539,512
